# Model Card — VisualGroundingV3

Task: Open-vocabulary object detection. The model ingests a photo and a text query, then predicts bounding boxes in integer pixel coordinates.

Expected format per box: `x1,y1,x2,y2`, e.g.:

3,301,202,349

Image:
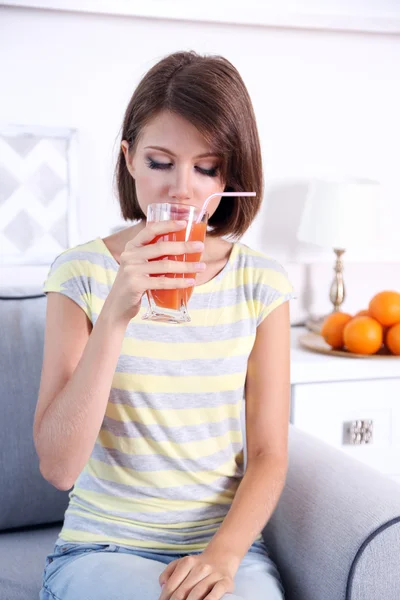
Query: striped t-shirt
43,237,294,552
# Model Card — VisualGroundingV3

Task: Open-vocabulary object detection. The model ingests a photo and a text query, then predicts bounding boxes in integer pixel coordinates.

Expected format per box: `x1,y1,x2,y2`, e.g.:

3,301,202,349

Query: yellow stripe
177,299,259,325
98,428,243,458
86,457,239,488
89,295,262,326
72,488,235,520
45,259,116,288
88,291,289,327
46,261,290,301
59,528,213,551
67,507,220,538
111,372,245,395
105,398,242,425
121,335,254,360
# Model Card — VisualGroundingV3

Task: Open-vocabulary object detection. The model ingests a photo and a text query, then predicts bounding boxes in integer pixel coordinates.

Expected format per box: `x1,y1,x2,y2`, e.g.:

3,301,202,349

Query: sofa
1,293,400,600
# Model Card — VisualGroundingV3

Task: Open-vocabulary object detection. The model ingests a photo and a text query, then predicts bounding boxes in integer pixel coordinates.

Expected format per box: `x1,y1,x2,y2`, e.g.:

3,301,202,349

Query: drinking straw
196,192,256,223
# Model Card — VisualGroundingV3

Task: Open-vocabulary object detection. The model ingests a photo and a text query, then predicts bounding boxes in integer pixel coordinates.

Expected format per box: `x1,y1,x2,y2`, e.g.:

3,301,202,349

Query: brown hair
115,51,263,238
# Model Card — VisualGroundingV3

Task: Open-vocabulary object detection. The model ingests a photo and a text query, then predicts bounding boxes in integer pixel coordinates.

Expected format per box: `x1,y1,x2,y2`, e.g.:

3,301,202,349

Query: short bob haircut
115,51,263,239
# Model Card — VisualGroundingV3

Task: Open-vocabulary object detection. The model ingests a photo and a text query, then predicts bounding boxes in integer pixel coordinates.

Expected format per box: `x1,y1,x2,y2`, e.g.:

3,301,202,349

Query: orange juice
147,221,206,311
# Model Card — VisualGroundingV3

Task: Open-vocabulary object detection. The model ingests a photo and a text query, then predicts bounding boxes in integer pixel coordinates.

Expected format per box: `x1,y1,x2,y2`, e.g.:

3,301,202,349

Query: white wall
1,5,399,321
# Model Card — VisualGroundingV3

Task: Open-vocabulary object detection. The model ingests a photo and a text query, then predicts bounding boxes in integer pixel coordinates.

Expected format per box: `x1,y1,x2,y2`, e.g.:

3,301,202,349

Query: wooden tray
298,332,400,359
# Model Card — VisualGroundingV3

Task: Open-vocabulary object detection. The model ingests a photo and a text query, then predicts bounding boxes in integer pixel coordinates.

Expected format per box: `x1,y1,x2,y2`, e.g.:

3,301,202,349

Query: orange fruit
355,309,369,317
343,316,383,355
321,312,353,349
369,291,400,327
386,322,400,355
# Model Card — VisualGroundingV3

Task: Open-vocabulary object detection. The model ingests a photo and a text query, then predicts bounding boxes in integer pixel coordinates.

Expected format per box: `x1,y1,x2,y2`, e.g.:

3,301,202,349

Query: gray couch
1,294,400,600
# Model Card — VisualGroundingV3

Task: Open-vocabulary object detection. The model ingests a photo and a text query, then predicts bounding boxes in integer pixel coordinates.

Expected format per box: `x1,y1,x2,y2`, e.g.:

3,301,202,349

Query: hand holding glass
143,203,208,323
142,192,256,323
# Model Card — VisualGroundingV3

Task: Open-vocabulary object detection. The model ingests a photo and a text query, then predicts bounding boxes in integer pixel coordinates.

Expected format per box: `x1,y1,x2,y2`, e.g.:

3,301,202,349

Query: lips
165,202,197,216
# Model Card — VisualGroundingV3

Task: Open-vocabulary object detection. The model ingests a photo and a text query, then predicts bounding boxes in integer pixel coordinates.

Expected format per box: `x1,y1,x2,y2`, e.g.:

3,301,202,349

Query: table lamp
297,178,380,332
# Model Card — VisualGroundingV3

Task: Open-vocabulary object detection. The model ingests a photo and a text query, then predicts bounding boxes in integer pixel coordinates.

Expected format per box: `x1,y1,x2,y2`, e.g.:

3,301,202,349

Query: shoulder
43,239,116,316
234,242,293,293
50,238,107,266
46,238,116,278
233,243,295,325
44,238,116,291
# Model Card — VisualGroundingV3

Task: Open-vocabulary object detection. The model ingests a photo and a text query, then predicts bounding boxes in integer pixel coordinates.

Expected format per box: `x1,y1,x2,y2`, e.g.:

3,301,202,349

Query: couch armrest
262,426,400,600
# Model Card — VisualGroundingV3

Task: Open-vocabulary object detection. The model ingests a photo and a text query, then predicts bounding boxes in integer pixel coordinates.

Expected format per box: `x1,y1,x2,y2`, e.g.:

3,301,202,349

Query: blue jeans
39,541,285,599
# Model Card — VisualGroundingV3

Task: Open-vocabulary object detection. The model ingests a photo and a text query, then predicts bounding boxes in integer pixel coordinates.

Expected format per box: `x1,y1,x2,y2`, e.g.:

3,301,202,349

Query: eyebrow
144,146,217,159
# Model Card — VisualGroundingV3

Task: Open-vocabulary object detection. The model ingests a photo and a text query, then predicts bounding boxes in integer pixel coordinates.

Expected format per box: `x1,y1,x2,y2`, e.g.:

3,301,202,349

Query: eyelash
146,158,219,178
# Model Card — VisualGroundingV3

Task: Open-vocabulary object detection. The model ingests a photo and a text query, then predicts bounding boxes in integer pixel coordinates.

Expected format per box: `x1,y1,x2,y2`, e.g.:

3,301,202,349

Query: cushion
264,426,400,600
0,295,69,531
0,524,60,600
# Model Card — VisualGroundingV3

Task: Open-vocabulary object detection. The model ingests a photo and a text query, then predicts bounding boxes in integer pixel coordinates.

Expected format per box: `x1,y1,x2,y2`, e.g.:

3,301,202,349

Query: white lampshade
297,178,380,250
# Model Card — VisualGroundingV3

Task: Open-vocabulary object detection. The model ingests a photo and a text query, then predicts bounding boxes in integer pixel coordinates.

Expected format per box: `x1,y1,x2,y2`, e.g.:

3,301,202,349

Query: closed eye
195,166,219,177
147,158,172,170
146,158,219,178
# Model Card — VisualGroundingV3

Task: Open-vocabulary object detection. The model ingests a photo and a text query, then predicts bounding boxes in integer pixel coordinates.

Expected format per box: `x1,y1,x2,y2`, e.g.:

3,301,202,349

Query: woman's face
121,110,225,220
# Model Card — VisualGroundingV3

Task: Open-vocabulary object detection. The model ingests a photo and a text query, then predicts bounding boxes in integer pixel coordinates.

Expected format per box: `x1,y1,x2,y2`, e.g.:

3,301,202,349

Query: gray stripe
116,354,248,376
59,274,251,308
235,245,289,273
63,509,225,544
54,260,274,310
101,416,242,443
54,272,287,311
53,277,287,327
124,319,254,342
108,389,241,409
91,441,242,473
76,470,240,502
46,286,89,313
61,276,111,301
54,242,285,276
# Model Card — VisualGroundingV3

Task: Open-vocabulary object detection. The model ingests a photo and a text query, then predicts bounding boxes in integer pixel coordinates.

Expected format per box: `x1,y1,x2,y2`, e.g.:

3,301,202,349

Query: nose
168,166,192,201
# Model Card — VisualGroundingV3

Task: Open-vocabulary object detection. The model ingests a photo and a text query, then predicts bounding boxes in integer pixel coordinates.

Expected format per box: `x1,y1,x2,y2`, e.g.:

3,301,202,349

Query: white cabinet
291,379,400,478
290,328,400,481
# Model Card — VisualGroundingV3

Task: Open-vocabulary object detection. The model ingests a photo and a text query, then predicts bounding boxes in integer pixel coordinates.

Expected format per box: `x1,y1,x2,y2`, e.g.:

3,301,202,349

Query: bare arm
203,300,291,567
34,293,127,490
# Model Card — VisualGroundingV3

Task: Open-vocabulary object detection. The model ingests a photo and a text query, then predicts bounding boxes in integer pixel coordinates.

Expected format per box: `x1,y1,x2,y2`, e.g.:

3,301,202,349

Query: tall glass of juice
142,203,208,323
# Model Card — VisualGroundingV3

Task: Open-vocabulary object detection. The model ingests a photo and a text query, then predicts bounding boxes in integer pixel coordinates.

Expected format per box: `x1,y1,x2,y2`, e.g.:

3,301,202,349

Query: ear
121,140,135,178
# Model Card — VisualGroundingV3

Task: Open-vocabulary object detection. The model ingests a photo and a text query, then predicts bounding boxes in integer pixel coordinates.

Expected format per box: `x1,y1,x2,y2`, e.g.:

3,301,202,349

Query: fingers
157,555,234,600
138,260,206,275
158,557,193,600
132,220,188,247
131,240,204,262
186,574,224,600
159,560,178,587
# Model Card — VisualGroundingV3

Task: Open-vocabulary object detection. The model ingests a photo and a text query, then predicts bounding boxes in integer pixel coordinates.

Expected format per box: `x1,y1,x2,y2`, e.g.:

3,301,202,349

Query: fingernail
192,242,204,250
196,263,206,270
175,220,186,225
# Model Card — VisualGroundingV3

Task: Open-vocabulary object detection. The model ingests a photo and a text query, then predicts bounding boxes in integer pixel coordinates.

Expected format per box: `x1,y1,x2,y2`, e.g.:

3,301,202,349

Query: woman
35,51,294,600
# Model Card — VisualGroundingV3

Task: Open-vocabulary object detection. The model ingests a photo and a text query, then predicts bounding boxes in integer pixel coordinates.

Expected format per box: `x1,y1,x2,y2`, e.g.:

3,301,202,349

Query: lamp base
305,248,347,335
